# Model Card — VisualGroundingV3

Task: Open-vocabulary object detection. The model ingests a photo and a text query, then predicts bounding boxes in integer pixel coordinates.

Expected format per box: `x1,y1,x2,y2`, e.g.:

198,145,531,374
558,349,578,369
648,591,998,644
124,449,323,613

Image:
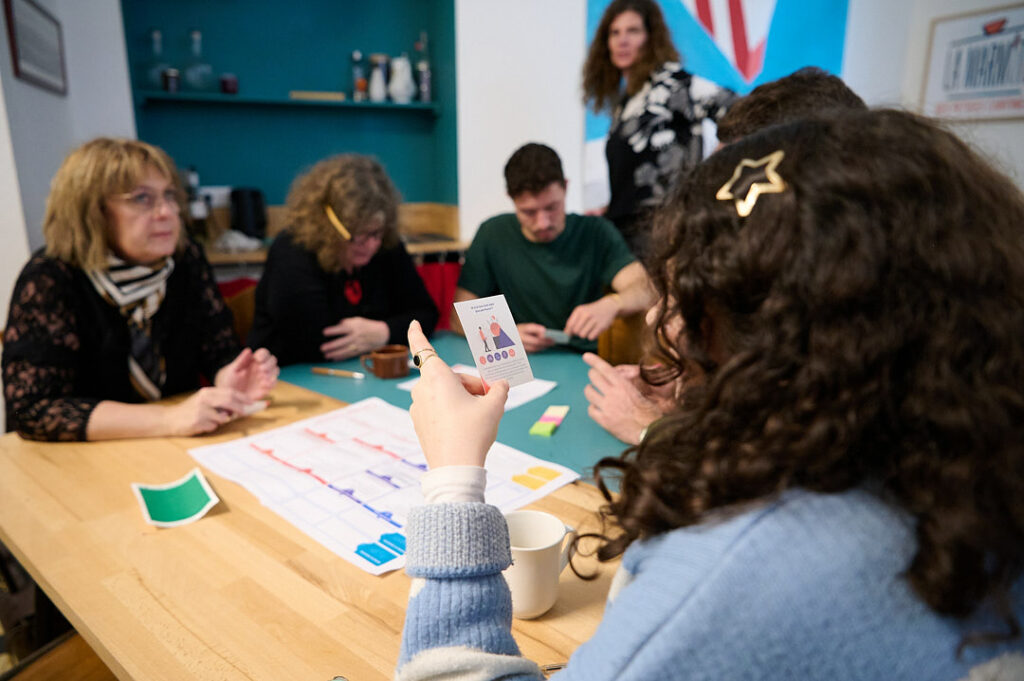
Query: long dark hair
582,0,679,114
593,109,1024,635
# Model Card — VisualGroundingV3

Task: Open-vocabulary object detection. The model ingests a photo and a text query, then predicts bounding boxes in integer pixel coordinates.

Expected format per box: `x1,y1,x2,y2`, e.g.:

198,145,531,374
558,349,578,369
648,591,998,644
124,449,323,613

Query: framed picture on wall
3,0,67,95
920,2,1024,121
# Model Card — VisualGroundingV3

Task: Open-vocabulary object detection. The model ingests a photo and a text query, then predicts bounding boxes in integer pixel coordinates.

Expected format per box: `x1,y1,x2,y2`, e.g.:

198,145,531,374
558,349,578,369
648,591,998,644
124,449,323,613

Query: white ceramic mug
503,510,577,619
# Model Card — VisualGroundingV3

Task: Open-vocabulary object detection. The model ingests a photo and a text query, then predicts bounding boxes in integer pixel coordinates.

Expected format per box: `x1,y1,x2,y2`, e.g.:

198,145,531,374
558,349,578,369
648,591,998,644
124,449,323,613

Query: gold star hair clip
715,150,787,217
324,204,352,240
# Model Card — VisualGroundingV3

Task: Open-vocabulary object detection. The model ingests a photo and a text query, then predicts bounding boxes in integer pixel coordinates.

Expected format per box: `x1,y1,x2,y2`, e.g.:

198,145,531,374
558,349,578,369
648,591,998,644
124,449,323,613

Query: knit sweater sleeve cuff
404,503,511,579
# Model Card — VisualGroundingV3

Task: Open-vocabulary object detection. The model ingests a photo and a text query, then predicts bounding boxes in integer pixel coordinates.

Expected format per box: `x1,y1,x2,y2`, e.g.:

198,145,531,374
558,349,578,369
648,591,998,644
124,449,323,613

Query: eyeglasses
351,229,385,244
111,189,180,213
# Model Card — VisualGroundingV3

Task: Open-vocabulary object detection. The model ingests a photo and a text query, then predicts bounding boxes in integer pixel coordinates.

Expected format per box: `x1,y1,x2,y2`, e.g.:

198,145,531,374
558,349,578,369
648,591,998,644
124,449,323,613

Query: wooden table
0,382,615,680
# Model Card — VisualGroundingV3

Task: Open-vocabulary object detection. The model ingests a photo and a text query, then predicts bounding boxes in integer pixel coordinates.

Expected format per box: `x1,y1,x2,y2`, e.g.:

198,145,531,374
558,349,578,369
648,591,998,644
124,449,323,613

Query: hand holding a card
164,387,255,436
407,320,510,468
564,294,621,341
519,322,556,352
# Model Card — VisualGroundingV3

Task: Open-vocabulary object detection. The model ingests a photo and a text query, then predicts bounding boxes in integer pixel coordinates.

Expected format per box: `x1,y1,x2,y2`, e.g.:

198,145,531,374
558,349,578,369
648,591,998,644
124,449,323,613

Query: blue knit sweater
397,489,1024,680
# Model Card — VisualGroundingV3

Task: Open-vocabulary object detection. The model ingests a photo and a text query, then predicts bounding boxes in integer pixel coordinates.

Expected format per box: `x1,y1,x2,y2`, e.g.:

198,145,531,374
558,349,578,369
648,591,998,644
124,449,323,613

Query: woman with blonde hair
3,138,278,441
249,154,438,365
583,0,735,254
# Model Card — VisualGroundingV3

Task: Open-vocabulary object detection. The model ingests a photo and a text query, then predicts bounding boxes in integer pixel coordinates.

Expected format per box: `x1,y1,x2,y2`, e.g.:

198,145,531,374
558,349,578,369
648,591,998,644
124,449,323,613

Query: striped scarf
88,256,175,400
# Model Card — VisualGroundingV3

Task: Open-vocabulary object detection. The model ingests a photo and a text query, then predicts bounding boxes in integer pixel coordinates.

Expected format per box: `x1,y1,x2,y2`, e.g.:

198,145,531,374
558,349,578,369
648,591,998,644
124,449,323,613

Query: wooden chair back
597,311,648,366
224,285,257,345
398,202,459,240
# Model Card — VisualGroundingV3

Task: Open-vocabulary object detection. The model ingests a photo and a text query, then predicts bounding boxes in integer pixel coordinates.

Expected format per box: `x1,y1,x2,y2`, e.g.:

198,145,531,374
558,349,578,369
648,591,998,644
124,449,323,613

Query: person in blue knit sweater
396,109,1024,680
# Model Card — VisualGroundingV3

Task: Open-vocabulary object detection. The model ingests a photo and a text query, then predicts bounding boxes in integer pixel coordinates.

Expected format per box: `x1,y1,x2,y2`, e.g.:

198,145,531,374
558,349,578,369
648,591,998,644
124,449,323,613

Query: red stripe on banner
696,0,714,34
728,0,753,81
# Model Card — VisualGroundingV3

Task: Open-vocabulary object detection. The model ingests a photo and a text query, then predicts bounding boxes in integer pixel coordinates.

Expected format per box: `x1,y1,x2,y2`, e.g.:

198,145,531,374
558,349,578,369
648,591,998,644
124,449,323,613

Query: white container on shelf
368,54,388,103
387,54,415,104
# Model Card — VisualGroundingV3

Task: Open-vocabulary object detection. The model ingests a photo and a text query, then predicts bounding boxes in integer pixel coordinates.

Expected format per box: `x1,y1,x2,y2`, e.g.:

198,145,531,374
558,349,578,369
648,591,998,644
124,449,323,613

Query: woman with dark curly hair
248,155,438,365
394,109,1024,680
583,0,735,254
3,138,278,441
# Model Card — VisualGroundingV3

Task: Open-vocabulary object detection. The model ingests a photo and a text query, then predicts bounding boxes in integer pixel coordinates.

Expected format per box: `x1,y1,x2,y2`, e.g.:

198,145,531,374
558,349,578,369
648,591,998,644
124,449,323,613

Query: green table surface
278,332,628,479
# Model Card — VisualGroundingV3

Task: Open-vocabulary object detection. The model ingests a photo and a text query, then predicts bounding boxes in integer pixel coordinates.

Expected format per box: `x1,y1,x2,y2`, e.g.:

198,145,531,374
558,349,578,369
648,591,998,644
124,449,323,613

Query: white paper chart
188,398,579,575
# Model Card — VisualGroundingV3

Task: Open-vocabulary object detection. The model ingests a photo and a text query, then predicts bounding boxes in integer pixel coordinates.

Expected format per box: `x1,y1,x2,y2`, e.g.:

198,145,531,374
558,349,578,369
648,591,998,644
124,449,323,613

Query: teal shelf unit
137,91,440,116
121,0,457,207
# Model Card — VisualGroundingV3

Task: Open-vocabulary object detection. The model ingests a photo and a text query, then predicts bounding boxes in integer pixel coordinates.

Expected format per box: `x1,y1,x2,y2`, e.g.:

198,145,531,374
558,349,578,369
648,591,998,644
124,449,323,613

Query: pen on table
312,367,366,379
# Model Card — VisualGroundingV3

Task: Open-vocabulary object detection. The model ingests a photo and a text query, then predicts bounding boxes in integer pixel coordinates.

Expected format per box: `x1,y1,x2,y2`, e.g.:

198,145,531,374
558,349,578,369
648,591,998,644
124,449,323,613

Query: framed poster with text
3,0,67,95
920,3,1024,121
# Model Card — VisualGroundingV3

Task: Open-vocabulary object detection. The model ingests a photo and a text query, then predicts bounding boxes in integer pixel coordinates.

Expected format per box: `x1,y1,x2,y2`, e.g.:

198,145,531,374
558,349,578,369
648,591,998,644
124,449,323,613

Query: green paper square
529,421,558,437
132,468,219,527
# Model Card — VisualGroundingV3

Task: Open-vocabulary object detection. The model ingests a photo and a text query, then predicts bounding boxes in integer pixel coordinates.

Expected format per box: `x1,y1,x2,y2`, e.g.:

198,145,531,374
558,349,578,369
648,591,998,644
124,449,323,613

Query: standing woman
3,138,278,441
583,0,735,254
248,155,438,365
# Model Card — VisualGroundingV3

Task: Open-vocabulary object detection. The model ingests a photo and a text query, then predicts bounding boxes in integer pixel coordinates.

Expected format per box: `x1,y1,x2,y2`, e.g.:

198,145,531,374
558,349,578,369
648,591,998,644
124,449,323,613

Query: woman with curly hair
248,155,438,365
394,108,1024,680
2,138,278,441
583,0,735,255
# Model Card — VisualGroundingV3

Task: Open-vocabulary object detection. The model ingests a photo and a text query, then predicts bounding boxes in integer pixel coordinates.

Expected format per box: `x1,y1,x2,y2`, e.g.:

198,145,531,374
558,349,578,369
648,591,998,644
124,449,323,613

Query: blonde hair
43,137,186,270
286,154,401,273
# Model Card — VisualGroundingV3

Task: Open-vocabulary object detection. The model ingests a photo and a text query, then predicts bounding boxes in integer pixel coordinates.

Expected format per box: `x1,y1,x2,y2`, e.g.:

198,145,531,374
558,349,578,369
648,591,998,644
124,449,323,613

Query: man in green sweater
453,143,653,352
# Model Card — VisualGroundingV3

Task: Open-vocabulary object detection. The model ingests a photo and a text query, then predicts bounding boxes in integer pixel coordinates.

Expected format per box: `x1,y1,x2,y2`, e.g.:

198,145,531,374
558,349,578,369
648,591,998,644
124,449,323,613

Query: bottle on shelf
351,50,367,102
183,29,215,92
368,54,388,103
414,31,431,103
185,165,209,240
143,29,171,90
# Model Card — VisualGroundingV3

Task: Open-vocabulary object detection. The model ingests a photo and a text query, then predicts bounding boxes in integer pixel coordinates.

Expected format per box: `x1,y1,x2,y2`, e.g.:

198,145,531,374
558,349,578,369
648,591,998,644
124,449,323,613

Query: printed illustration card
453,295,535,388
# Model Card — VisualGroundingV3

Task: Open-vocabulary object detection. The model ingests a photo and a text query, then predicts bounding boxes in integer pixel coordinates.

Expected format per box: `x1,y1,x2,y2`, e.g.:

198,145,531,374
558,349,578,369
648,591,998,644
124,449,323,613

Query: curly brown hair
593,109,1024,639
582,0,680,114
285,154,401,273
716,66,867,145
43,138,186,270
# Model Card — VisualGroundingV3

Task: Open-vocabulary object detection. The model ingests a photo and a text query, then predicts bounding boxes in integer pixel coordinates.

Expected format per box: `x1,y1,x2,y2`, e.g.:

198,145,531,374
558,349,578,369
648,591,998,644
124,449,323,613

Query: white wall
0,67,30,429
0,0,134,252
60,0,135,144
455,0,587,240
842,0,914,106
0,69,30,327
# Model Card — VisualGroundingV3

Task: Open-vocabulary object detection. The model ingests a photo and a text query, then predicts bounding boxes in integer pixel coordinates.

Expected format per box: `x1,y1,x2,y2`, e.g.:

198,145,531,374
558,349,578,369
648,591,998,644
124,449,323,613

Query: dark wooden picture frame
4,0,67,95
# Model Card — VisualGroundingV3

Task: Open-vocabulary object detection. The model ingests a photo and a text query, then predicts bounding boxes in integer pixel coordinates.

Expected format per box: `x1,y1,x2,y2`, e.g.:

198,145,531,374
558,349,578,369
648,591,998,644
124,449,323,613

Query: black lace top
2,240,240,441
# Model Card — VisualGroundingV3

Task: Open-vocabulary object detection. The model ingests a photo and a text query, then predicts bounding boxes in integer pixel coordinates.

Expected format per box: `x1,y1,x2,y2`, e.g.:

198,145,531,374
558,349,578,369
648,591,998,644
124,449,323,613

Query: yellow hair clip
324,204,351,240
715,150,786,218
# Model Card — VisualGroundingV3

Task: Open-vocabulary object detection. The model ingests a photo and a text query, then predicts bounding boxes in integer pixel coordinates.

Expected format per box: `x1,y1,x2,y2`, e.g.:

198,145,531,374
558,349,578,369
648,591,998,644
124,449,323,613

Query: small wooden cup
359,344,410,379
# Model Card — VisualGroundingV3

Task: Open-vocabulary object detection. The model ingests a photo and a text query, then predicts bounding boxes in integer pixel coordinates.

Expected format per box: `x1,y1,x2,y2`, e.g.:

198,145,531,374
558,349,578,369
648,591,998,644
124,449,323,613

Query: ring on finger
412,348,438,368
